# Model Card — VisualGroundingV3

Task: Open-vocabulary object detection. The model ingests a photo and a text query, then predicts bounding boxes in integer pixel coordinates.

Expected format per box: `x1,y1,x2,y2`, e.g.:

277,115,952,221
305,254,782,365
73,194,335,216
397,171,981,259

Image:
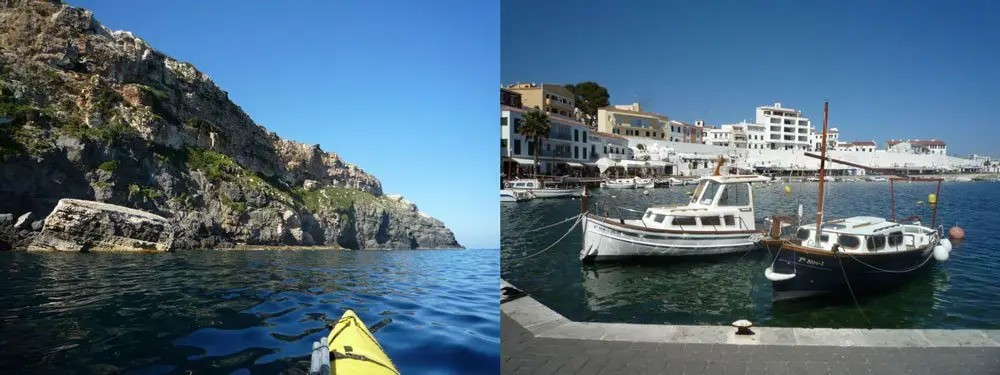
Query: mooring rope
844,249,936,274
508,215,583,261
836,253,874,328
523,214,582,233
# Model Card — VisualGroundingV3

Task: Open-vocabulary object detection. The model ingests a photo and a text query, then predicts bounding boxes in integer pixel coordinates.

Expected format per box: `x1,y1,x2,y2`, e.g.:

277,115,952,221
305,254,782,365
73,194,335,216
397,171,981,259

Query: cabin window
644,211,652,218
701,216,721,226
654,214,666,223
887,231,903,247
838,235,861,249
718,183,750,206
698,181,722,205
796,228,811,240
867,235,886,251
672,216,696,226
724,215,735,226
820,234,830,243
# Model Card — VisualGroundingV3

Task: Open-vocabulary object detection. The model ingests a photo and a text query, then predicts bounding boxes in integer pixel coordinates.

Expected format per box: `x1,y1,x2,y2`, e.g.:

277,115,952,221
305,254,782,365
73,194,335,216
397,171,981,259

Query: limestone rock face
0,0,460,250
28,199,174,252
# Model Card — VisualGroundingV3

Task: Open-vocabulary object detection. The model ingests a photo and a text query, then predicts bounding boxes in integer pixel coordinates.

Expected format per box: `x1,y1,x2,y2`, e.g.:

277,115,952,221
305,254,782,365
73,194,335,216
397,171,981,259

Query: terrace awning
566,162,584,167
511,158,535,166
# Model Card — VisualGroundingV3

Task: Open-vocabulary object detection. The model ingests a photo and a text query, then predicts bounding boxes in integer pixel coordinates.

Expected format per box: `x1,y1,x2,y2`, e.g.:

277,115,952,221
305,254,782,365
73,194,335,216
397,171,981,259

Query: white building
811,127,839,151
838,141,877,152
757,102,813,150
968,154,997,173
709,102,815,152
887,139,947,155
501,105,632,175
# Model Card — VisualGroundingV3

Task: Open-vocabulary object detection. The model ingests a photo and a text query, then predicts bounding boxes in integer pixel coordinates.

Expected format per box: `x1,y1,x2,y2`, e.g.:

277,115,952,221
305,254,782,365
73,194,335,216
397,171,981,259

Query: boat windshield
698,181,722,205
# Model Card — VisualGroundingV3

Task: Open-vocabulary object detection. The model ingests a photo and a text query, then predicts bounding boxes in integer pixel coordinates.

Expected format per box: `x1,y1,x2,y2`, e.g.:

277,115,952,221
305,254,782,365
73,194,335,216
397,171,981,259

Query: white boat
867,176,887,182
667,177,696,186
952,177,972,182
580,174,770,262
500,189,532,202
600,178,635,189
505,178,583,198
633,177,655,189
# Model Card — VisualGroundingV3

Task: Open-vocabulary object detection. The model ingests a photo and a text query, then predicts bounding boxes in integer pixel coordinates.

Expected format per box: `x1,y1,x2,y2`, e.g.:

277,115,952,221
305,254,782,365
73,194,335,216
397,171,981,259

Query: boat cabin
508,179,541,189
639,175,769,231
791,216,936,253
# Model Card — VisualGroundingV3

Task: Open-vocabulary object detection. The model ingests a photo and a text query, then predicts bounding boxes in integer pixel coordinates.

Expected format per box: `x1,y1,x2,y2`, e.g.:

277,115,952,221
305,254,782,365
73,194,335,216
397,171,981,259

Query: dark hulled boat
762,101,952,302
763,217,949,301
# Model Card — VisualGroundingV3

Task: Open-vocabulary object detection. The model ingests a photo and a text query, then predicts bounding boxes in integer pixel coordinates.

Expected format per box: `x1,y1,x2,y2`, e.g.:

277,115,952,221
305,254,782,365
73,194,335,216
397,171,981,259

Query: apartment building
596,103,669,139
757,102,813,150
505,83,576,117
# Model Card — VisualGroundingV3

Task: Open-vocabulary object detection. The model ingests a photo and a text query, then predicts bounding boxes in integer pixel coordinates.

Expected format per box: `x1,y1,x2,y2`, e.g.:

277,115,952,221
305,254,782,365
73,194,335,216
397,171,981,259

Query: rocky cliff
0,0,461,250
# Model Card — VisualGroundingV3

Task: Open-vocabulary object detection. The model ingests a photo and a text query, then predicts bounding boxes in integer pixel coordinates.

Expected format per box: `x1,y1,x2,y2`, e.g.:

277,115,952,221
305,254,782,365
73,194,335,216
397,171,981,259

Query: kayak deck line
500,279,1000,347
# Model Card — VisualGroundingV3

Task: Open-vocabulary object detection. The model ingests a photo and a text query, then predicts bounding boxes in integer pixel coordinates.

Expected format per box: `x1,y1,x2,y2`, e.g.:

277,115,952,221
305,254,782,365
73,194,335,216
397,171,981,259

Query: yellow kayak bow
310,309,399,375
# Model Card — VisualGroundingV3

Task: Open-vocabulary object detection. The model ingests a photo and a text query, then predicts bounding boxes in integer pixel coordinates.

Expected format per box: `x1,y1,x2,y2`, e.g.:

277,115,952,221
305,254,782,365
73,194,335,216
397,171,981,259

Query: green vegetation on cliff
292,187,375,212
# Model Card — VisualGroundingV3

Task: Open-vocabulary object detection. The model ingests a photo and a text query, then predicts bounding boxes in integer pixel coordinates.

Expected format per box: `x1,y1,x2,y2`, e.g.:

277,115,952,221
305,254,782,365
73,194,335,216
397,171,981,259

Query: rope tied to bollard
508,214,583,261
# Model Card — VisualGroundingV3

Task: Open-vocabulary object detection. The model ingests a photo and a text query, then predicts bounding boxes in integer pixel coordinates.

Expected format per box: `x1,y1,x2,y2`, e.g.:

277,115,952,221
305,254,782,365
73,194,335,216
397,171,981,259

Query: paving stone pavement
502,312,1000,375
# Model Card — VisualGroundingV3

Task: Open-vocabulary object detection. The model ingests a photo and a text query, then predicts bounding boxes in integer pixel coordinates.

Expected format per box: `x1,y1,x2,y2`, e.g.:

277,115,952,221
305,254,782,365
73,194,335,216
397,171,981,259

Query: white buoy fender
939,238,952,252
764,267,796,281
933,245,949,261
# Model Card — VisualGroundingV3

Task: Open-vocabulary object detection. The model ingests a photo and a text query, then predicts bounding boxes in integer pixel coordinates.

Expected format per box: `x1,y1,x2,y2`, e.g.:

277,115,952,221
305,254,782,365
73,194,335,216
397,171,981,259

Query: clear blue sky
68,0,500,249
502,0,999,157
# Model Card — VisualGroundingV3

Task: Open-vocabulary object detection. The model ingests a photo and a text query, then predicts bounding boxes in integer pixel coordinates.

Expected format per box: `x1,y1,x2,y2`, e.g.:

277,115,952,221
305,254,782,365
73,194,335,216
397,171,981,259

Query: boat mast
815,101,830,242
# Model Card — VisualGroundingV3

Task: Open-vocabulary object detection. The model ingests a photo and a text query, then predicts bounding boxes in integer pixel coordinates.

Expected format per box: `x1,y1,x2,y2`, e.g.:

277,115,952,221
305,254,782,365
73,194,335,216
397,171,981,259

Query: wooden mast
815,101,830,243
713,155,725,176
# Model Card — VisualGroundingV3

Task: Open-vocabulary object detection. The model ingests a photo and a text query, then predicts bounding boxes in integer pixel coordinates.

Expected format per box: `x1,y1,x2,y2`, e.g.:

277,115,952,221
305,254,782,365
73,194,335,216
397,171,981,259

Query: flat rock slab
28,199,174,252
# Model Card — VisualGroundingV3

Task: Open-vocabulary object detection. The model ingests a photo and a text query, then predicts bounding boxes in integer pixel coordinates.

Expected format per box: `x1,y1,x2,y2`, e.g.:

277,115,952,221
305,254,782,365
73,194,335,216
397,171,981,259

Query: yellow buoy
917,200,923,204
784,185,791,194
928,193,937,204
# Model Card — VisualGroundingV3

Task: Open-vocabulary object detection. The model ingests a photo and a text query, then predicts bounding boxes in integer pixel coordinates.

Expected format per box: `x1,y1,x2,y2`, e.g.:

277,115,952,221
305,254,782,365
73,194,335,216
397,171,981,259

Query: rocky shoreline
0,1,462,251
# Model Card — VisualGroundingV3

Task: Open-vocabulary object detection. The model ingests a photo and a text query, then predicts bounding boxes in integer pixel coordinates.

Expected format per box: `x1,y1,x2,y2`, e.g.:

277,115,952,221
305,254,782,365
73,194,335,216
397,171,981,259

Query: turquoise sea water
0,249,499,374
502,181,1000,329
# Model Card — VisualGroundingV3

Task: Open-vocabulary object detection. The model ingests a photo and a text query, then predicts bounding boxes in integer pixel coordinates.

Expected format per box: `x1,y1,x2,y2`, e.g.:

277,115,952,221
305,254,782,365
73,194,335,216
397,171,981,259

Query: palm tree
518,110,551,179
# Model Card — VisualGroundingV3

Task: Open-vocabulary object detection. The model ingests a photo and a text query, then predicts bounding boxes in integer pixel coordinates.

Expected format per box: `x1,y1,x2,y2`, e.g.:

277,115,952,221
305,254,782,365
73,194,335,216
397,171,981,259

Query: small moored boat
600,178,635,189
580,170,769,262
500,189,532,202
761,101,952,302
633,177,655,189
506,178,583,198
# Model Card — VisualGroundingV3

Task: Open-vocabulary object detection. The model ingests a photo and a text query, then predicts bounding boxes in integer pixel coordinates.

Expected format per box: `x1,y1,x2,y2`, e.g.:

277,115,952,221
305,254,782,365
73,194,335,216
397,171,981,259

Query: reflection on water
502,182,1000,328
0,249,499,374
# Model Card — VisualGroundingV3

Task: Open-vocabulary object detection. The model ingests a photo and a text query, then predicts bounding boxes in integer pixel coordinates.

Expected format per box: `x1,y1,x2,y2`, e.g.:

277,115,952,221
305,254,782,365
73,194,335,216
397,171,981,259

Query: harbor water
0,249,500,374
501,181,1000,329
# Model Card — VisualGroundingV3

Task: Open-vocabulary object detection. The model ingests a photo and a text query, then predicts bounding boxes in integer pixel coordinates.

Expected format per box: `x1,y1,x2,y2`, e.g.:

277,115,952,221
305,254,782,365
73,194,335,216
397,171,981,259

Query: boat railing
613,207,648,228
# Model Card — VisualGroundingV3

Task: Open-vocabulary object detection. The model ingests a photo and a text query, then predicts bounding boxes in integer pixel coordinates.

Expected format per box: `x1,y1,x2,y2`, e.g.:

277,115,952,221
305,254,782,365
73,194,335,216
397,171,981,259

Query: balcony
545,98,574,110
770,126,781,132
783,127,794,133
539,149,573,159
